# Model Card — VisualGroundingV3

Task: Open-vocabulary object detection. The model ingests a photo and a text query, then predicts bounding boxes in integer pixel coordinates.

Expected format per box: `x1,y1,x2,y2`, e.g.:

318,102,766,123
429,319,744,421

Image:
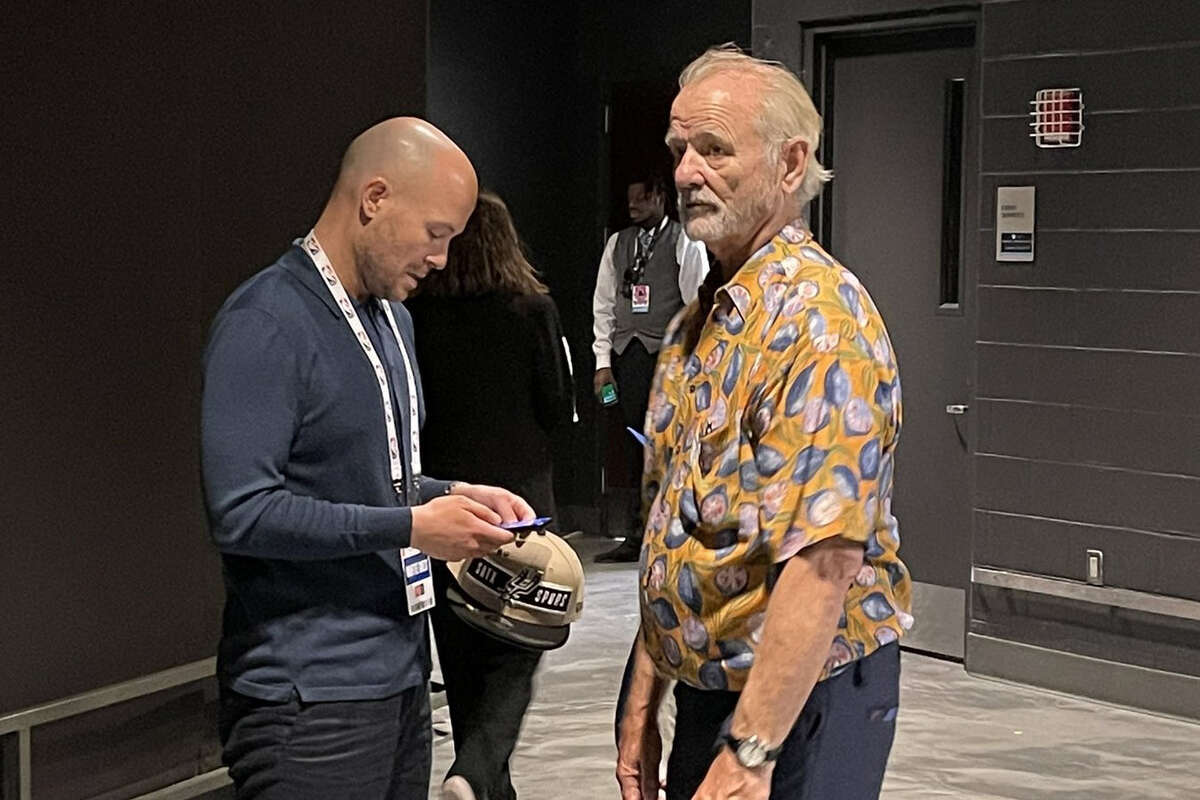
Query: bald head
314,117,478,302
336,117,475,199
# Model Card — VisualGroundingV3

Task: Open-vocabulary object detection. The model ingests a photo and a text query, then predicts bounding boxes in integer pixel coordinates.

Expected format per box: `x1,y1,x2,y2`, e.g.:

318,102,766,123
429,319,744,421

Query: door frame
801,10,982,659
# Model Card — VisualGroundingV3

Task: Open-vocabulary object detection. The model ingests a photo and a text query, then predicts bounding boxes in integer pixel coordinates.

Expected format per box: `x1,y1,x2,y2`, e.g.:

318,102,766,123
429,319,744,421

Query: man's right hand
594,367,617,400
410,495,515,561
616,636,667,800
616,710,663,800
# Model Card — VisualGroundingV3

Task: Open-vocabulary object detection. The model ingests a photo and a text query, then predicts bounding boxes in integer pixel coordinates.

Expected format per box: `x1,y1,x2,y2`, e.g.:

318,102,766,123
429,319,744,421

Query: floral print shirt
638,222,913,691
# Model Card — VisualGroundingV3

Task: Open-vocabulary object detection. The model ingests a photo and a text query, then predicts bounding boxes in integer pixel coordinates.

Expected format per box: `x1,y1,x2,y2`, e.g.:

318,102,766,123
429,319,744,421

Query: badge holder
403,547,435,615
631,284,651,313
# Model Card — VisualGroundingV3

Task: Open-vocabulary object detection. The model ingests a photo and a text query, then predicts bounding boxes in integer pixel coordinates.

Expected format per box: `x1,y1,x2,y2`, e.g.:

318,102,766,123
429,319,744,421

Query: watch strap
715,717,783,765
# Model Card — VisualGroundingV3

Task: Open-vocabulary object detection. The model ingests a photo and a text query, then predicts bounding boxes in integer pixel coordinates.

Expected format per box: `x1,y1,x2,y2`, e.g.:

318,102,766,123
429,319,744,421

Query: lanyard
301,230,435,615
302,231,421,497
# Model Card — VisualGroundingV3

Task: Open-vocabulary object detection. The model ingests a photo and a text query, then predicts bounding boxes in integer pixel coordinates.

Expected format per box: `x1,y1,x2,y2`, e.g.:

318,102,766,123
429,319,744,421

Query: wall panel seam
984,39,1200,63
974,508,1199,540
980,285,1200,295
976,451,1200,481
979,227,1200,233
984,105,1200,121
976,340,1200,357
975,397,1200,418
983,168,1200,176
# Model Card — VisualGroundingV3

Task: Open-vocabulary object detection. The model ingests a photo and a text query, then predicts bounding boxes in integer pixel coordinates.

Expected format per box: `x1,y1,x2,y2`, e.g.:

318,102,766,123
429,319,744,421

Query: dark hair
628,173,667,197
418,190,549,297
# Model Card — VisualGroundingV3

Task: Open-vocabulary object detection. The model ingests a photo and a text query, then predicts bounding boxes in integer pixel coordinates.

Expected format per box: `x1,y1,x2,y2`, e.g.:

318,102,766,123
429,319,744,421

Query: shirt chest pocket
684,378,742,481
686,342,772,488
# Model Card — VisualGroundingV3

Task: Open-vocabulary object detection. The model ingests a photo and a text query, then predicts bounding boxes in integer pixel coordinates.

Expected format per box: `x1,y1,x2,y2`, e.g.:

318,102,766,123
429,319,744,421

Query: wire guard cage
1030,88,1084,148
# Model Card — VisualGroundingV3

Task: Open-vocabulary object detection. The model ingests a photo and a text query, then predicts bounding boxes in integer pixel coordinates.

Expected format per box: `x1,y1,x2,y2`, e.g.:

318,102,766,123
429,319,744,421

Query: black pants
218,683,431,800
432,562,543,800
612,338,658,540
665,643,900,799
613,338,657,435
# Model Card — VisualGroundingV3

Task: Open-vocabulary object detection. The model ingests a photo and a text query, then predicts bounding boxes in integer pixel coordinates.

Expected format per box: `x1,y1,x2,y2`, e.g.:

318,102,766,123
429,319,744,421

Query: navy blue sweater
201,244,451,702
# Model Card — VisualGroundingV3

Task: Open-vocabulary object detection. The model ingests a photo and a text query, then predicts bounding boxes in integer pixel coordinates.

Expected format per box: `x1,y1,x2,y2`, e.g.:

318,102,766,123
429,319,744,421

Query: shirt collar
712,220,812,323
284,241,384,320
636,215,669,235
282,242,342,317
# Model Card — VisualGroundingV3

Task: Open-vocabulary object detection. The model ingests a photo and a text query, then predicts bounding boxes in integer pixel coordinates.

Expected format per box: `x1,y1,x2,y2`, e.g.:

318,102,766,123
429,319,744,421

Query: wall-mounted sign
996,186,1035,262
1030,88,1084,148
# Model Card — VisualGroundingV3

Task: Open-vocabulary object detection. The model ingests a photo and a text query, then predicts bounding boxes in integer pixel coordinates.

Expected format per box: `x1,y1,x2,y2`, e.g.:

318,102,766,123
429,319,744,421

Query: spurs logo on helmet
502,567,543,605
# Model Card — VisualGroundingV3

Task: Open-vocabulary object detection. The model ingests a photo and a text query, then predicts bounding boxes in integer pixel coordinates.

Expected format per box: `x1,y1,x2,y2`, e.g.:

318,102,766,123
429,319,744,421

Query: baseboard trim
129,768,231,800
966,633,1200,722
905,581,965,659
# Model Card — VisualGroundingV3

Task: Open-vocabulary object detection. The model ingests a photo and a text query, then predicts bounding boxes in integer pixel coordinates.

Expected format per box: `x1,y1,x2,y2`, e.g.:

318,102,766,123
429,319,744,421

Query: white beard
679,174,775,249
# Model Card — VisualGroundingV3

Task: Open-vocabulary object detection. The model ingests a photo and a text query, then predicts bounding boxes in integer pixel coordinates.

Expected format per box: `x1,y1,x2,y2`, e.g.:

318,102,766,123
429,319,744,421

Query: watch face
736,738,767,768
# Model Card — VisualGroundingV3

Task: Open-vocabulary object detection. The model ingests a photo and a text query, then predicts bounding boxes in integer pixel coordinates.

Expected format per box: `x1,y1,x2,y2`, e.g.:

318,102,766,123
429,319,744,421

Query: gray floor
430,534,1200,799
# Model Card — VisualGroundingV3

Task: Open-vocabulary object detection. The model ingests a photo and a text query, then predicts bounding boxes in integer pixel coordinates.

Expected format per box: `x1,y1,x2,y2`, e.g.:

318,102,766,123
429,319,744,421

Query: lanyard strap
302,231,421,496
636,216,668,261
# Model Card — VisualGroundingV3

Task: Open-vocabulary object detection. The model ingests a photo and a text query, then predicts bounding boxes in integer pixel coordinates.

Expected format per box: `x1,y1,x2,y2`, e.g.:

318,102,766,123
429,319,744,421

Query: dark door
597,81,677,535
815,24,977,658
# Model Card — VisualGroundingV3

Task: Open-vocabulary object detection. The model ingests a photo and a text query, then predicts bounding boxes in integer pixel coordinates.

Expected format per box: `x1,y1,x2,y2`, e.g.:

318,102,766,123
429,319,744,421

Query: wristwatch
716,718,782,769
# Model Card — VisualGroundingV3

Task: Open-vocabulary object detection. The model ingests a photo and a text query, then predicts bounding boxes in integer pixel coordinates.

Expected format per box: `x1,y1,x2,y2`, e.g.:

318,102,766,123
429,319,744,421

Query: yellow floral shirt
638,222,912,691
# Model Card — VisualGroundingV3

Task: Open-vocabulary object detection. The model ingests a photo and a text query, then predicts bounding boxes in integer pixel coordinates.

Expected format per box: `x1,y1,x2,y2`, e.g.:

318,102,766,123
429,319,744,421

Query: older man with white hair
615,46,912,800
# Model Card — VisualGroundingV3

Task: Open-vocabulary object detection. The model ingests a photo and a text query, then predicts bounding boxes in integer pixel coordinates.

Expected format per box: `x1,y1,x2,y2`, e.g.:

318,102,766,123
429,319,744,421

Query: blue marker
626,426,648,447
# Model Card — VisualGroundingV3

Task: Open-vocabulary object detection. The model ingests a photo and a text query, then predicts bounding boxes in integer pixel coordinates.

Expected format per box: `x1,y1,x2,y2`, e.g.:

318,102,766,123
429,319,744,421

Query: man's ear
779,137,810,194
361,177,389,222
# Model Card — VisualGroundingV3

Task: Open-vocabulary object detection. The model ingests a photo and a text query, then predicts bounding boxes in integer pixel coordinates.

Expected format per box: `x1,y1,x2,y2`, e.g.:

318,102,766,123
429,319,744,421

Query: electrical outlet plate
1086,549,1104,586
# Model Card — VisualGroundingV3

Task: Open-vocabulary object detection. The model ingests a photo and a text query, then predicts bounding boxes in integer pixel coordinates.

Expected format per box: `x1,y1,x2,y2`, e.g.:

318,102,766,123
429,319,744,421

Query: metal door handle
945,404,969,415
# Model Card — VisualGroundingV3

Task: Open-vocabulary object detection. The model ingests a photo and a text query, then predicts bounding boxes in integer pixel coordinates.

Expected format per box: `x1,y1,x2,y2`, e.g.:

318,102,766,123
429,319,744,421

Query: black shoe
595,538,641,564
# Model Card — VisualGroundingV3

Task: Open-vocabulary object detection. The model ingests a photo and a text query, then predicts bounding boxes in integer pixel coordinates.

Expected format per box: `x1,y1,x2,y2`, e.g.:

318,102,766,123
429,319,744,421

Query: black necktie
637,226,654,260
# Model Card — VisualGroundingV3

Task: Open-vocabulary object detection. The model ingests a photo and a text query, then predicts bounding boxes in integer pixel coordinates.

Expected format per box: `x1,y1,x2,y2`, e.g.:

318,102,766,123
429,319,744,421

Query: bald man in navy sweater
202,118,535,799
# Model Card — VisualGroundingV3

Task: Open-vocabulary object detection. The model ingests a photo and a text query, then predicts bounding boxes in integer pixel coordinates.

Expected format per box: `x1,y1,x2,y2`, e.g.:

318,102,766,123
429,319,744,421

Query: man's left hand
450,483,535,525
692,747,772,800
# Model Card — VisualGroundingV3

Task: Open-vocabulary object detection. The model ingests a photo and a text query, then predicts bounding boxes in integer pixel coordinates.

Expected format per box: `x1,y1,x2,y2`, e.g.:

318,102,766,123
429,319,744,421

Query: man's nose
426,249,448,271
675,146,704,191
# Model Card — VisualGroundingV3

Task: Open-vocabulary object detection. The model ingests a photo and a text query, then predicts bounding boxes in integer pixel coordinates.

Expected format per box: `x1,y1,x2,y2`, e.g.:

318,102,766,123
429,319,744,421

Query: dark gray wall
427,0,751,516
754,0,1200,698
427,3,583,289
1,3,429,795
969,0,1200,677
426,2,595,517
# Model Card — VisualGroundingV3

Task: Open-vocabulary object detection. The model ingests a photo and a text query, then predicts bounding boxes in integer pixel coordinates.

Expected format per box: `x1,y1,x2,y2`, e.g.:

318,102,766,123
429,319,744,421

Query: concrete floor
430,534,1200,799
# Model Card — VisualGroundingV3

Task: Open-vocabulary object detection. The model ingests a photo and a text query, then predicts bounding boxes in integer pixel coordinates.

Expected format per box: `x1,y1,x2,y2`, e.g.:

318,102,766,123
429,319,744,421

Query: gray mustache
679,190,721,206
